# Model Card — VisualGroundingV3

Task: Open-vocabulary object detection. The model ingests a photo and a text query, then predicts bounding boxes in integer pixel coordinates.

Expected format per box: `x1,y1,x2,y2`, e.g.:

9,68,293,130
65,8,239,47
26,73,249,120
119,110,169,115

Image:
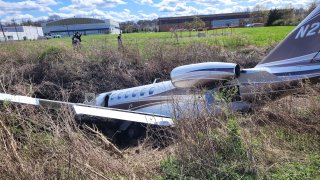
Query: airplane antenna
153,78,160,84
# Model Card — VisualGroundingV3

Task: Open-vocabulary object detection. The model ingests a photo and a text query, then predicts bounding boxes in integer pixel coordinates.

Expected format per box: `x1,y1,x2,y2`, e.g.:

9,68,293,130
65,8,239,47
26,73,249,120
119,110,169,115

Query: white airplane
1,6,320,135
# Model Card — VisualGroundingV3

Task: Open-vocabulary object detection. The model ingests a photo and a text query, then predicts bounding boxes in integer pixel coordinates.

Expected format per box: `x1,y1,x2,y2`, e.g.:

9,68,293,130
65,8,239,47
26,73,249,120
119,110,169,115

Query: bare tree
190,16,205,30
305,1,320,17
283,4,295,20
250,5,269,24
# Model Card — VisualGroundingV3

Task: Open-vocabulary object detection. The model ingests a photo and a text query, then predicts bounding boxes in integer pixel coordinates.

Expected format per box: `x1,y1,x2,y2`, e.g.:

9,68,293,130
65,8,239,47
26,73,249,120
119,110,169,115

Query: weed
269,155,320,179
38,46,67,62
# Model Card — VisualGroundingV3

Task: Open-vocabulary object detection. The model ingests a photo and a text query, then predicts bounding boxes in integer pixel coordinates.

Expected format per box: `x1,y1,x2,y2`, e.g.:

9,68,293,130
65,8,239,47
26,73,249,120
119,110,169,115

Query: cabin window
140,88,146,96
117,93,123,99
125,91,130,98
132,91,138,97
149,87,155,95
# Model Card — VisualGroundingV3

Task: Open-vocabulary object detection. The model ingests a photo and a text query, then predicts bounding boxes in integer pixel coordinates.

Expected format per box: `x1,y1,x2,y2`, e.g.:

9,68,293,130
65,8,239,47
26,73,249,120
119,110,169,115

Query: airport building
158,12,252,32
0,26,43,42
42,18,120,36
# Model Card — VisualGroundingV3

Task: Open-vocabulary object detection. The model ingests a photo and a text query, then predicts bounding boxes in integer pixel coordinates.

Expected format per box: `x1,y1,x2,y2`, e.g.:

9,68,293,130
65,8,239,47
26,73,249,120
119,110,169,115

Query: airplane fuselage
96,60,320,119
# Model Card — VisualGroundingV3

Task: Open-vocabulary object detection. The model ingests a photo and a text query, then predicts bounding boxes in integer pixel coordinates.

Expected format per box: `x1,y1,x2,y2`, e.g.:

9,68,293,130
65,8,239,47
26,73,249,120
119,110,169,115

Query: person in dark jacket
72,32,82,49
117,33,123,49
72,32,82,42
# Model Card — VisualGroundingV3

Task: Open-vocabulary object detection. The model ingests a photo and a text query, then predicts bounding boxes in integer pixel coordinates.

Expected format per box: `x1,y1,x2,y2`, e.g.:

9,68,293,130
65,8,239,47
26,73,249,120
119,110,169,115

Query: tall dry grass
0,40,265,102
0,103,175,179
1,39,318,179
0,40,262,179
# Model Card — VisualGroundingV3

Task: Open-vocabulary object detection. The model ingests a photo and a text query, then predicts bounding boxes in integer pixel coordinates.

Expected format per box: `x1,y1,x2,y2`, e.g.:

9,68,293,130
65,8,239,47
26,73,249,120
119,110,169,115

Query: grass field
83,26,294,45
55,26,294,49
0,26,294,54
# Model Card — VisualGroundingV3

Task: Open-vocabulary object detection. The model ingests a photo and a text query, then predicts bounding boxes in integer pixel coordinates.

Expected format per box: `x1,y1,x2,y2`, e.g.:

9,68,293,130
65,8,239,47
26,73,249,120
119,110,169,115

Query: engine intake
170,62,240,88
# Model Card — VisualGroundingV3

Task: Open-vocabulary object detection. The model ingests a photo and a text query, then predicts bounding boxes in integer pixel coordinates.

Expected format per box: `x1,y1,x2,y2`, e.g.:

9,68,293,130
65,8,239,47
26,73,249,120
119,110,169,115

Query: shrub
163,106,256,179
38,47,67,62
272,19,286,26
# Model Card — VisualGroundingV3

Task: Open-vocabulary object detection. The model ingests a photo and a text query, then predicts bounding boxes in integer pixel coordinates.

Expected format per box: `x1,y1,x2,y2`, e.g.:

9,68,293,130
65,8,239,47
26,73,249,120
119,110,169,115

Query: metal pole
12,19,20,40
66,24,70,37
0,21,7,42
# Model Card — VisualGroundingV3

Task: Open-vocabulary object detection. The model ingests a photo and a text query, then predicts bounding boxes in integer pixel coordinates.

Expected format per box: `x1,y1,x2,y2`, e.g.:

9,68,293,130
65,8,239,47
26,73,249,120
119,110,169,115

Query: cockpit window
110,94,116,100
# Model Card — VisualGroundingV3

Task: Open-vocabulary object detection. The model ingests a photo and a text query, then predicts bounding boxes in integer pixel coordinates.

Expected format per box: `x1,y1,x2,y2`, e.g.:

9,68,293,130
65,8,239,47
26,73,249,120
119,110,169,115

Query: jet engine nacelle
170,62,240,88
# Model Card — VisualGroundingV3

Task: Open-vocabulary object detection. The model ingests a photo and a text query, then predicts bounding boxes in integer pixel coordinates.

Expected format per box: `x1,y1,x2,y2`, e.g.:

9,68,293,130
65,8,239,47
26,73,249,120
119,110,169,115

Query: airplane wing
0,93,174,126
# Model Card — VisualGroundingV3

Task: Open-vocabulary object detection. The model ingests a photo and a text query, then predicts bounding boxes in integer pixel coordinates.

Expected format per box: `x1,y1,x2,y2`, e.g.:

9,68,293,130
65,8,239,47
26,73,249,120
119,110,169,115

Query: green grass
88,26,294,49
0,26,294,56
270,155,320,179
78,26,294,45
233,26,294,46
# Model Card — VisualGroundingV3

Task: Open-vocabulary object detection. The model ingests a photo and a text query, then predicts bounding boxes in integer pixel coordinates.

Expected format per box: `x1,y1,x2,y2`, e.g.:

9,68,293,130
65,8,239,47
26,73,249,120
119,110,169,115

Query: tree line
251,2,319,26
120,2,319,33
0,1,318,32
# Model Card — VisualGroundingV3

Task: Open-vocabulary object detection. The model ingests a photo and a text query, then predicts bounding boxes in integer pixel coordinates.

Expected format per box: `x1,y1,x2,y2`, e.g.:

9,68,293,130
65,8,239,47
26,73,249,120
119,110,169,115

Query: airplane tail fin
256,5,320,68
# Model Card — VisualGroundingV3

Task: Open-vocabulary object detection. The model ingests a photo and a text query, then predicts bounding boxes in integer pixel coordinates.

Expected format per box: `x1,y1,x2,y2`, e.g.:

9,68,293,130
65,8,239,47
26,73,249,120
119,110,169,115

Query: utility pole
0,21,7,42
12,19,20,40
66,24,70,37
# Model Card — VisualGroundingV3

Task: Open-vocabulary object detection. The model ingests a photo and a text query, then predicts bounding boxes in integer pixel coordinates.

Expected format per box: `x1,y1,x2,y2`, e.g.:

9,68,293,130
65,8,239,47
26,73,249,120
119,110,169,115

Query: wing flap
73,105,173,126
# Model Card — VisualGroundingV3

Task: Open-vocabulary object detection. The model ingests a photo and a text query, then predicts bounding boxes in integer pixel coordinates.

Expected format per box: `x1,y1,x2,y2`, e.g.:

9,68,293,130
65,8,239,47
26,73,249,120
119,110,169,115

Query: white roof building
0,26,43,42
42,18,120,36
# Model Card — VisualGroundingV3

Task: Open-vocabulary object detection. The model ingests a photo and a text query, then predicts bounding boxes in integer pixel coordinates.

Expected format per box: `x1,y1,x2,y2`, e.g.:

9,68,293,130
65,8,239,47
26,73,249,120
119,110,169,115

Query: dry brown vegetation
0,40,319,179
0,104,174,179
0,41,264,102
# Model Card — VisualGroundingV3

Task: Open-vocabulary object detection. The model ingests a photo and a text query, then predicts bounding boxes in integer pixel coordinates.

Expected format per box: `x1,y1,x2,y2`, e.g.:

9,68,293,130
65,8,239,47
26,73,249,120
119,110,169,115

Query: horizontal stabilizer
0,93,173,126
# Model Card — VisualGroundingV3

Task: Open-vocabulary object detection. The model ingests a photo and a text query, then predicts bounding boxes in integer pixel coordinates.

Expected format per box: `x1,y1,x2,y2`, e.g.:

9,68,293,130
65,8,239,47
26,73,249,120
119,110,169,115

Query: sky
0,0,316,23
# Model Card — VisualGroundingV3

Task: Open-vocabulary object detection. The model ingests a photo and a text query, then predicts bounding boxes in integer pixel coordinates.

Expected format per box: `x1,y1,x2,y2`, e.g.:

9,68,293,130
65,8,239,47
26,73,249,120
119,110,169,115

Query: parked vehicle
245,23,264,28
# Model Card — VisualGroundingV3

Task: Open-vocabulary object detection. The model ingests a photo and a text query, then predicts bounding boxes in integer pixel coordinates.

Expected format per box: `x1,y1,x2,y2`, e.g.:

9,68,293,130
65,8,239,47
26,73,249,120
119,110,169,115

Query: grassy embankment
0,26,319,179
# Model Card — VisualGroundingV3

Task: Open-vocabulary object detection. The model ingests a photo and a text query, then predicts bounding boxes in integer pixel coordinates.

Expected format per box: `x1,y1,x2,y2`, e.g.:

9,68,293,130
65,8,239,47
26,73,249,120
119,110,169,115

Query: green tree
267,9,284,26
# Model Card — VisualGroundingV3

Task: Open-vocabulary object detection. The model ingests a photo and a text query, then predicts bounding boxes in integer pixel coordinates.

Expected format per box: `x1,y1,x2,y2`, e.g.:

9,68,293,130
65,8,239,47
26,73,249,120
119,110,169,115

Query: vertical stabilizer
256,5,320,67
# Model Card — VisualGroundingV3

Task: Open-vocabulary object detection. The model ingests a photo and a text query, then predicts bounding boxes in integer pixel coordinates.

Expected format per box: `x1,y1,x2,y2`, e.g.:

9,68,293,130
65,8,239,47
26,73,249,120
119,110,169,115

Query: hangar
158,12,252,32
42,18,120,36
0,26,43,42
